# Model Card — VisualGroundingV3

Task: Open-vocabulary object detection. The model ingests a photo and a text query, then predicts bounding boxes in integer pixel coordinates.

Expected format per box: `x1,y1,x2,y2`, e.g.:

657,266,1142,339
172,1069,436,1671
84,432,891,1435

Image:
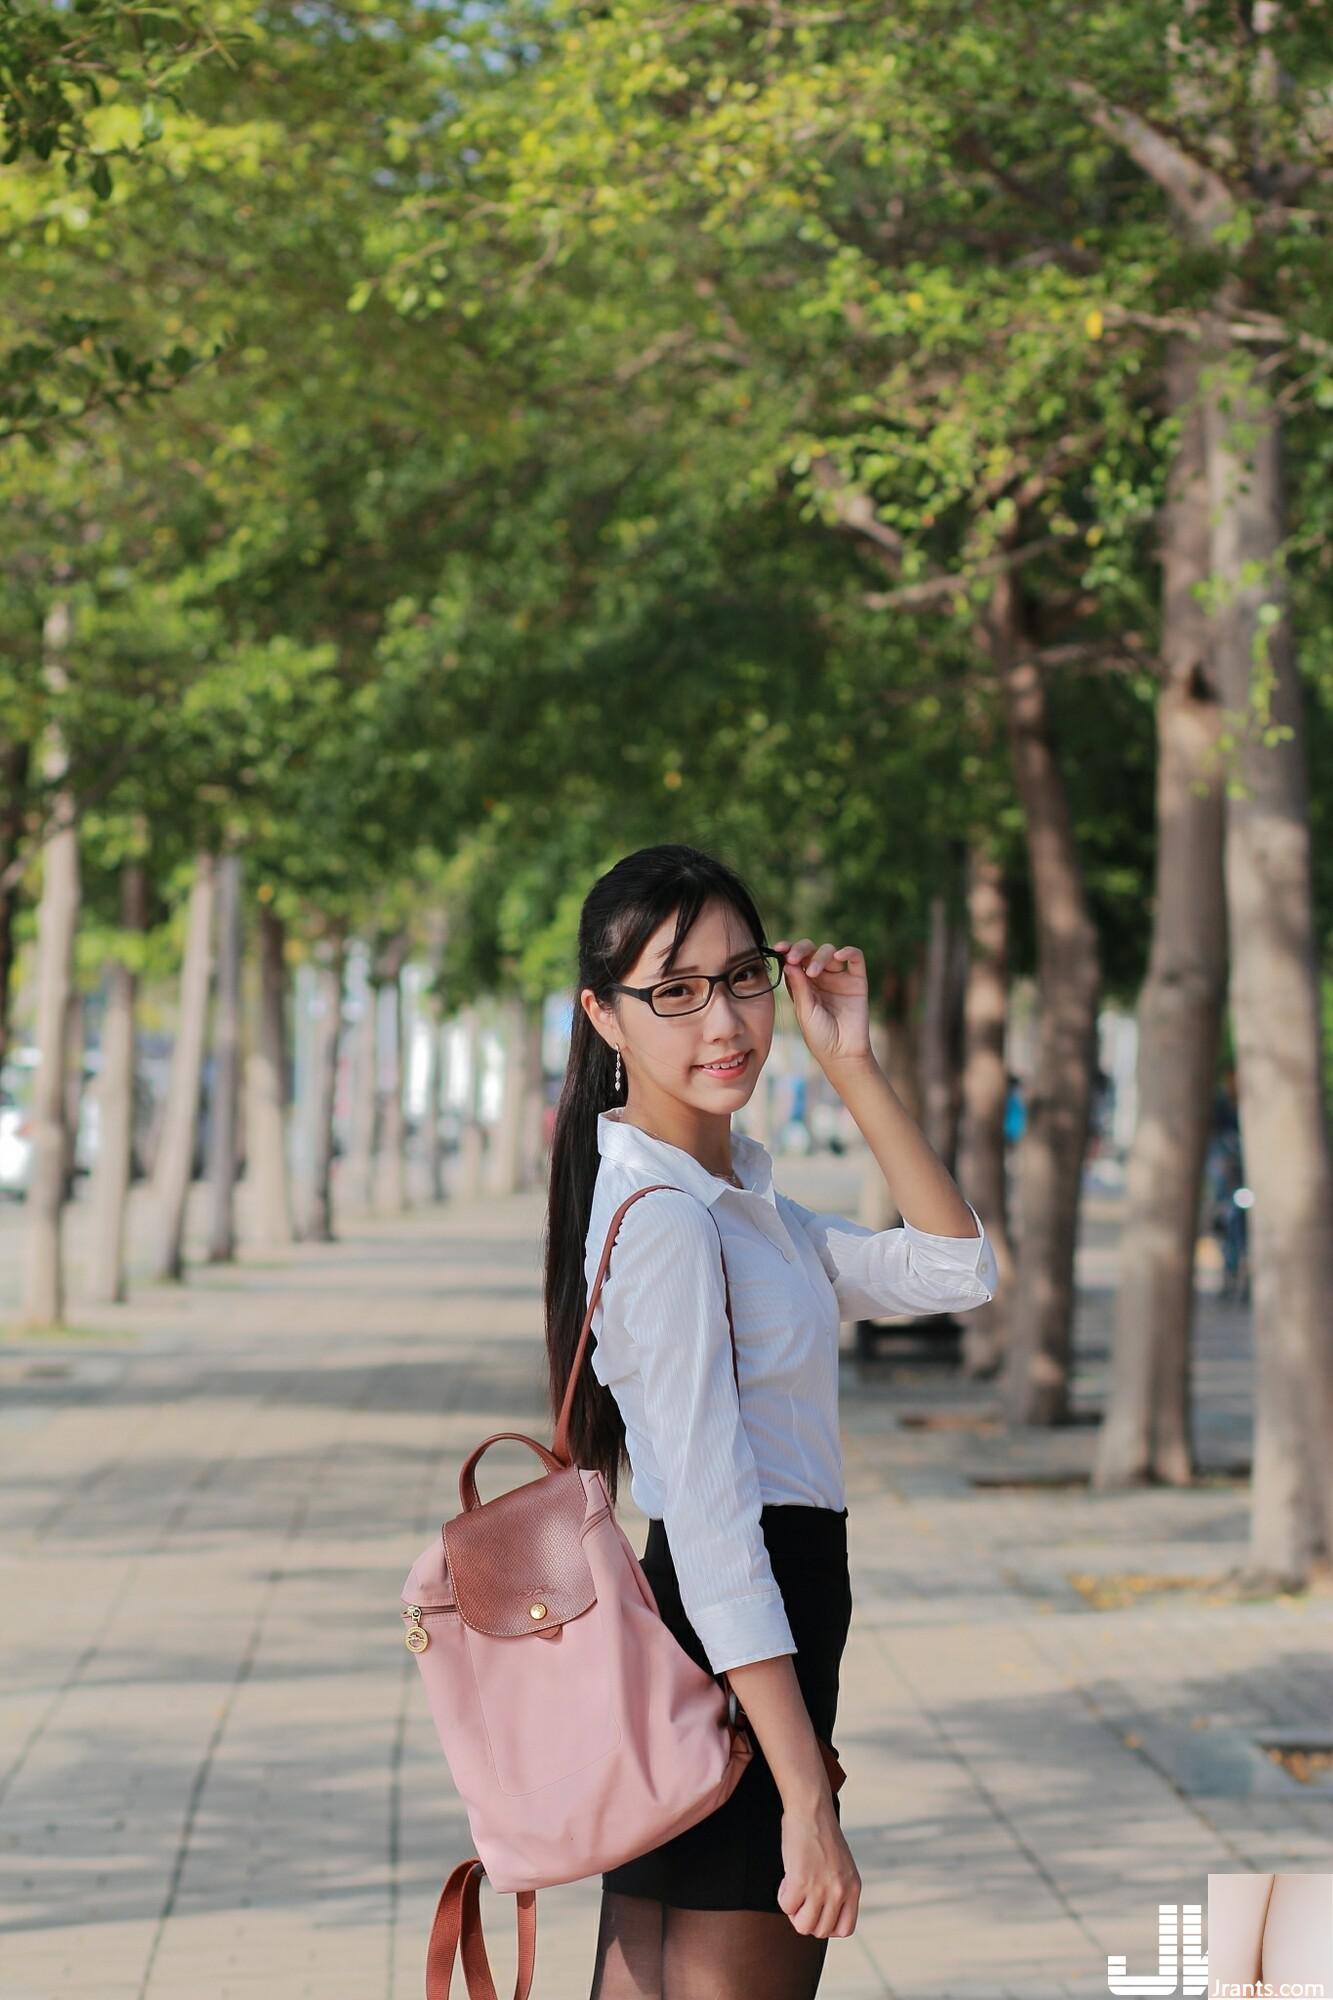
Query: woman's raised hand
773,938,872,1073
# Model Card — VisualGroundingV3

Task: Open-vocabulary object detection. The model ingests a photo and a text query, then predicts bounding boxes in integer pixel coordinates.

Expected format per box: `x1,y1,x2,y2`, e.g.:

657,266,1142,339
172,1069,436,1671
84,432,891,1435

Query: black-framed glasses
609,946,789,1019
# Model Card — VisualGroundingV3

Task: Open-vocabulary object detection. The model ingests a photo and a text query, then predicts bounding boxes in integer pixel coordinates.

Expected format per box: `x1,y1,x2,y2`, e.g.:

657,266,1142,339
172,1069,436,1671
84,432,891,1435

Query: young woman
543,843,999,2000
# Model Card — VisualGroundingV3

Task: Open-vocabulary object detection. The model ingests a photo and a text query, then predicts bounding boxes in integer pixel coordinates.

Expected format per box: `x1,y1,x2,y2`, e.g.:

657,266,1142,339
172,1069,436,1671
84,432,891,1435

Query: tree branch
861,539,1060,611
1066,79,1237,239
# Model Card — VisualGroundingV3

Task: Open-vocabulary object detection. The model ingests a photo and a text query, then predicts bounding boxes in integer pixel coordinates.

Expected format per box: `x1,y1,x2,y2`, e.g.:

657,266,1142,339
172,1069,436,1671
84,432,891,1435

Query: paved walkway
0,1156,1329,2000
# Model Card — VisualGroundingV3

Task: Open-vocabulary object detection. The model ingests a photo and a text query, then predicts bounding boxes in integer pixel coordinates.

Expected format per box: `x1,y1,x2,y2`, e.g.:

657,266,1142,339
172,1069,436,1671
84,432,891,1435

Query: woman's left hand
773,938,873,1072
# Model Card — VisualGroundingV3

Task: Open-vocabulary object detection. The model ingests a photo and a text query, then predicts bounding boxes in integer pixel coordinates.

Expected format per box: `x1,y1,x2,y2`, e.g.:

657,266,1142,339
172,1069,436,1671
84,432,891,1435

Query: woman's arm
725,1653,860,1937
601,1188,798,1672
825,1051,982,1239
782,1188,997,1321
724,1655,831,1810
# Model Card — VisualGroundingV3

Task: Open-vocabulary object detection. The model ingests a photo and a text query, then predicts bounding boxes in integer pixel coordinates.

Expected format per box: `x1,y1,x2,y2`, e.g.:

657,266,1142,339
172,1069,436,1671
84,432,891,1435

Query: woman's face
582,898,775,1120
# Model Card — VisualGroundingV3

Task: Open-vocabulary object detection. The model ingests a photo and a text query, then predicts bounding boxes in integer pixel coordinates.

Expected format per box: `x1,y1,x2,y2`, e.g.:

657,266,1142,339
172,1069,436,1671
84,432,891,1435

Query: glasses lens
649,950,781,1016
651,976,711,1017
727,950,780,998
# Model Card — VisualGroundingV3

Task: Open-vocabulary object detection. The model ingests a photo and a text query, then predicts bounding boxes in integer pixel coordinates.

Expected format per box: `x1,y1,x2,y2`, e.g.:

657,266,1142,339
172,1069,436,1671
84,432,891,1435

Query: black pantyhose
588,1888,830,2000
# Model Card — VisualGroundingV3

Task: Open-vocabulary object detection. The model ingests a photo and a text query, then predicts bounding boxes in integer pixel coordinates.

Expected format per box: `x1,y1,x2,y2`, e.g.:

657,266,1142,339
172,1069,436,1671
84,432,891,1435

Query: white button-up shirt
583,1107,999,1674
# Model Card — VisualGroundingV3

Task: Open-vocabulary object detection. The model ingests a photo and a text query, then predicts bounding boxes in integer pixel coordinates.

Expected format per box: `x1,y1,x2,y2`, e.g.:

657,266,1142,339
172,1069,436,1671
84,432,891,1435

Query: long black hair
543,842,770,1505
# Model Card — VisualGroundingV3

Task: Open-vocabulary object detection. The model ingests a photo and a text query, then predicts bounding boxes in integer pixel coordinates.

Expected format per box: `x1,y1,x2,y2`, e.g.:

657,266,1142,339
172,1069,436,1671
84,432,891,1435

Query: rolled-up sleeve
601,1188,797,1675
784,1195,998,1321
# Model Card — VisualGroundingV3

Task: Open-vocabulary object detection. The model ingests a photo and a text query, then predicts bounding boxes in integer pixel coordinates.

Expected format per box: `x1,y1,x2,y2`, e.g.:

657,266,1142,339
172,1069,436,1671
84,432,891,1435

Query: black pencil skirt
601,1502,853,1914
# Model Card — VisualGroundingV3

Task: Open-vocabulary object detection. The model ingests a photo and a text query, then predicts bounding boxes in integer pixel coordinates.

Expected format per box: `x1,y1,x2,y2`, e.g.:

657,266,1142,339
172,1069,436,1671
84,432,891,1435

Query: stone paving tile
1,1158,1329,2000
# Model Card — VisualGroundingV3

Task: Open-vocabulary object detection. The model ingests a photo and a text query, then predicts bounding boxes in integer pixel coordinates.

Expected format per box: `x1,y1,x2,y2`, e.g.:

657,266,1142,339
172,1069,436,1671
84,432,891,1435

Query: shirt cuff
687,1588,798,1676
902,1199,998,1301
901,1198,988,1270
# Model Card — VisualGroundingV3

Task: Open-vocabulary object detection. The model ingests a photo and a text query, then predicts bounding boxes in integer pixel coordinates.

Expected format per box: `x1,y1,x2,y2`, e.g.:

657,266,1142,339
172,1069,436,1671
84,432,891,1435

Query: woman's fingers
776,936,814,967
776,937,850,976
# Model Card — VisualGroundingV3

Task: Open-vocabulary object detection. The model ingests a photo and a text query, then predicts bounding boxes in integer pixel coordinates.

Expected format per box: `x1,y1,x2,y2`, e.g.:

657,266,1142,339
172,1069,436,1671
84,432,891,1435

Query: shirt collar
596,1108,776,1209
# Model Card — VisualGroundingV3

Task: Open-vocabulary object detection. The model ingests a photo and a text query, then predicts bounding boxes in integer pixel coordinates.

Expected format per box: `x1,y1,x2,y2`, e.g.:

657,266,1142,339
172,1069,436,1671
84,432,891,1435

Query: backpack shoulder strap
551,1182,737,1465
426,1855,534,2000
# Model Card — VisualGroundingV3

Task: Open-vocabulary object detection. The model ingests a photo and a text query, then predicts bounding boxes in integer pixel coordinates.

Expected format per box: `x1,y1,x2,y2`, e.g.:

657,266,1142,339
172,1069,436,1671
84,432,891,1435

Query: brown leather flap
443,1464,597,1637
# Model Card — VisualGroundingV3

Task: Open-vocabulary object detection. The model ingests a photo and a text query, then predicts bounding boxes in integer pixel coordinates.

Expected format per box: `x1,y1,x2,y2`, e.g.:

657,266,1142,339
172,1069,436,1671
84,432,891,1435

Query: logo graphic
1108,1903,1208,1997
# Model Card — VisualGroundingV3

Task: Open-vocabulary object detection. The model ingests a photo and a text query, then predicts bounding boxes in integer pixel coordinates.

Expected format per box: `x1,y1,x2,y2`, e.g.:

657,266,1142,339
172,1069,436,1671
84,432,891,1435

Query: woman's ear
578,986,615,1048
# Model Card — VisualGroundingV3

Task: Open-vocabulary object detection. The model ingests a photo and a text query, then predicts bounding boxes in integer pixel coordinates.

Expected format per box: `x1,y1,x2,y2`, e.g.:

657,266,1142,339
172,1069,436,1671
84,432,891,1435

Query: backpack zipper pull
404,1605,430,1653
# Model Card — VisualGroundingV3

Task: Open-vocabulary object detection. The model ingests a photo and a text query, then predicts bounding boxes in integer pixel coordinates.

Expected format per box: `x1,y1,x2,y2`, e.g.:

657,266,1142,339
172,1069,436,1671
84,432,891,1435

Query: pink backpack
400,1183,779,1997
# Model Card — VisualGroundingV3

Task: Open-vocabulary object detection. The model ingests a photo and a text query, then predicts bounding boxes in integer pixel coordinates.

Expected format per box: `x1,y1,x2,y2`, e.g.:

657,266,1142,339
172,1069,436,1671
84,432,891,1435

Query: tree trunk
62,988,85,1196
19,602,80,1331
521,996,546,1189
246,900,294,1249
300,925,345,1242
375,936,409,1214
146,851,216,1282
342,952,378,1212
205,850,243,1262
456,1004,487,1199
992,572,1102,1426
956,845,1013,1378
86,858,148,1304
418,910,450,1203
0,738,30,1076
1095,341,1227,1489
920,872,968,1171
486,994,529,1196
1069,11,1333,1570
1203,319,1333,1582
421,999,447,1202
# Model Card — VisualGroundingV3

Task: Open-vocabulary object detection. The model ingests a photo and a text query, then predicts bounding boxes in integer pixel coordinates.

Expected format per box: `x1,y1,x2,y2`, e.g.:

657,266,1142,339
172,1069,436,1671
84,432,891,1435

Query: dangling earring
614,1046,622,1094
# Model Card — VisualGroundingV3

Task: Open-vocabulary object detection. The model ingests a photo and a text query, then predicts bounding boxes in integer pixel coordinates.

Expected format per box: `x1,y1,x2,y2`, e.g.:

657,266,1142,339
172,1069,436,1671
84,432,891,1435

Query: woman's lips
695,1051,751,1077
